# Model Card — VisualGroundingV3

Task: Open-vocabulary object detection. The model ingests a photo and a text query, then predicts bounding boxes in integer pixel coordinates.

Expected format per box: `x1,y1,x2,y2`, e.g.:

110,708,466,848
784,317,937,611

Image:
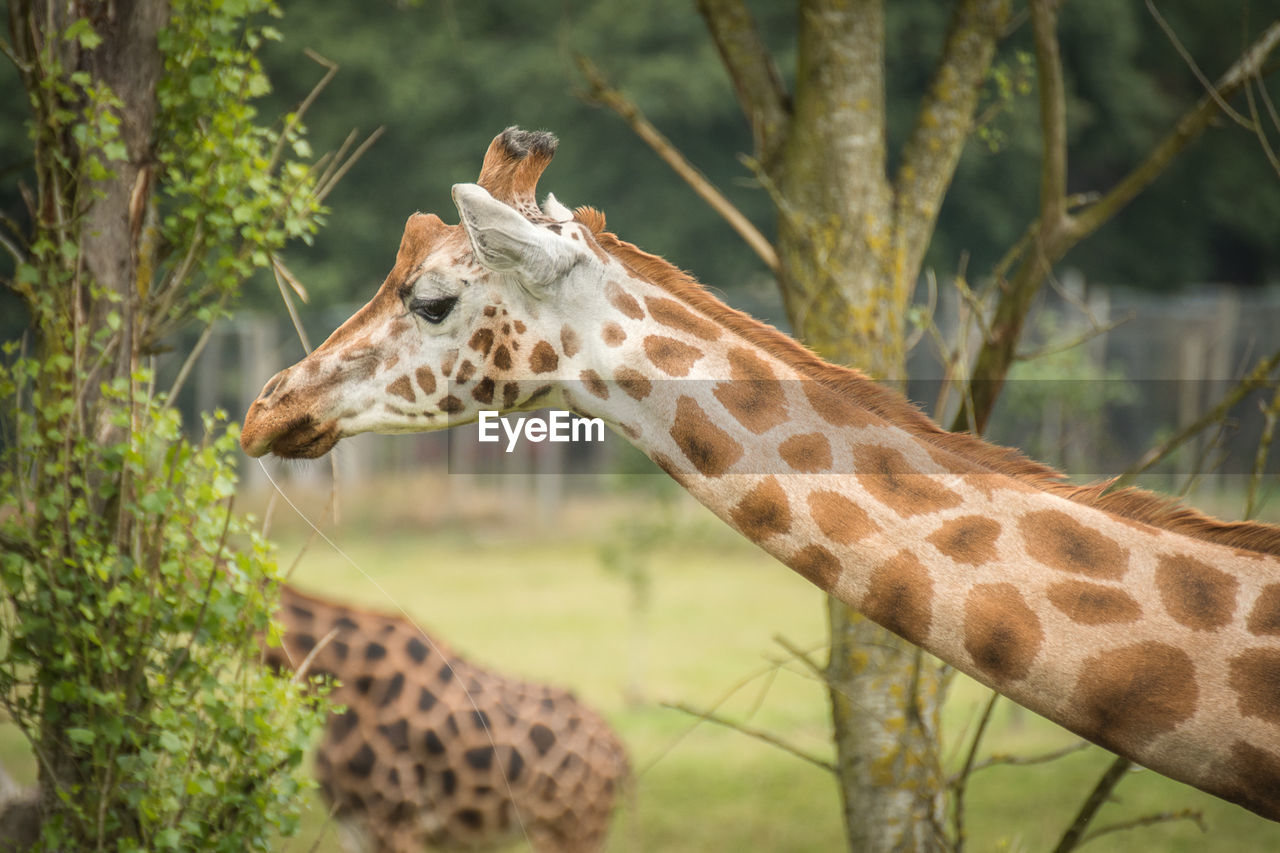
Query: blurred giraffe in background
267,584,629,852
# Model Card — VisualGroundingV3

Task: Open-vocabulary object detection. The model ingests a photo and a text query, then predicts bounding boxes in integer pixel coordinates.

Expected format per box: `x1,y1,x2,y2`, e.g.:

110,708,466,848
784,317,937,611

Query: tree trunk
697,0,1008,847
10,0,167,840
770,3,947,849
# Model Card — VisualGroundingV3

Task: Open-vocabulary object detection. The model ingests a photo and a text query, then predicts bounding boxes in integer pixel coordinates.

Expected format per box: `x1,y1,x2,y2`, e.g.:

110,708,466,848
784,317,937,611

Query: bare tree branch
695,0,791,166
1144,0,1250,128
894,0,1011,283
1246,380,1280,519
1052,756,1133,853
955,15,1280,433
1070,17,1280,240
1079,808,1206,847
1113,348,1280,489
1030,0,1068,233
949,691,998,853
965,739,1091,775
576,55,780,275
662,701,836,774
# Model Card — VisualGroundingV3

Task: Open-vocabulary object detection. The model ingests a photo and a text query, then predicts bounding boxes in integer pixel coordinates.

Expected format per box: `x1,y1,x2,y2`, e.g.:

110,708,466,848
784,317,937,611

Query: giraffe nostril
260,368,289,400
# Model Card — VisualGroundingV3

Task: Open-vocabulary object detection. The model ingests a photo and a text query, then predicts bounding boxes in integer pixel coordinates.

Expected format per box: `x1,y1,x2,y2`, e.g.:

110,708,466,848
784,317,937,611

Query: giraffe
241,127,1280,822
266,583,628,852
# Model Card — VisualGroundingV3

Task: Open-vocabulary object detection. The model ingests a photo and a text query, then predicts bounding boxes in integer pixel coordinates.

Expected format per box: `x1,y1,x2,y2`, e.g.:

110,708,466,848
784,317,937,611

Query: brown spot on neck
580,370,609,400
963,583,1043,683
560,325,581,358
493,344,513,371
1156,554,1239,631
1047,581,1141,624
779,432,832,473
1072,642,1197,752
669,395,743,477
859,551,934,647
730,477,792,541
801,380,875,428
1229,648,1280,725
1248,584,1280,635
713,347,788,435
651,452,690,488
601,323,627,347
1020,509,1128,580
644,335,703,378
807,490,878,545
645,295,722,341
853,444,962,518
927,516,1001,565
614,367,651,400
1222,742,1280,821
790,544,841,591
606,279,644,321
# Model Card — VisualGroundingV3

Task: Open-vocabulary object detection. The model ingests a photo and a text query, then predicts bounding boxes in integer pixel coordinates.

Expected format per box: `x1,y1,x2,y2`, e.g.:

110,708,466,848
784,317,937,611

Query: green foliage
1,0,329,847
0,377,322,850
153,0,323,333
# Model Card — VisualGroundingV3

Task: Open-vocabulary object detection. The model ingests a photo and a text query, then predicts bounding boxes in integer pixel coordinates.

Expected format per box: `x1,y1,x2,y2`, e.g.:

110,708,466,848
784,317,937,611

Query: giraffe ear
452,183,571,287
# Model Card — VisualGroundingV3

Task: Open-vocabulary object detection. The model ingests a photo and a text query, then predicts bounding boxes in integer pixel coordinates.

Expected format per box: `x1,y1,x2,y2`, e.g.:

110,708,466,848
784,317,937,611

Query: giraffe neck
559,260,1280,821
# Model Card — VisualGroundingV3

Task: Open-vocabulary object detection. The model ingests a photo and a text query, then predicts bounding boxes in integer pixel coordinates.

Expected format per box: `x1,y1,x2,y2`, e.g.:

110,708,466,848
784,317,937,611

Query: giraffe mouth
264,416,340,459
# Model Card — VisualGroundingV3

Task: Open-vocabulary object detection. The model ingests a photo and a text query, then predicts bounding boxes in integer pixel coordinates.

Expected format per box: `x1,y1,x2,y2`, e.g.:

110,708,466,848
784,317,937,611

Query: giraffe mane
573,207,1280,558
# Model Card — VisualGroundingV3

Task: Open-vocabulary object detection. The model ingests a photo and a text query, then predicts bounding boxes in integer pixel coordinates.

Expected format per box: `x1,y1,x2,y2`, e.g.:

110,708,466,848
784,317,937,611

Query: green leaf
62,18,103,50
189,75,214,98
102,140,128,162
68,727,96,746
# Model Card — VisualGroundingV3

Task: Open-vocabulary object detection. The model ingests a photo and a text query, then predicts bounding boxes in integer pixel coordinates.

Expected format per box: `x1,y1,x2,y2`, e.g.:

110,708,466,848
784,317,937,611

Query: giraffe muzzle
240,366,340,459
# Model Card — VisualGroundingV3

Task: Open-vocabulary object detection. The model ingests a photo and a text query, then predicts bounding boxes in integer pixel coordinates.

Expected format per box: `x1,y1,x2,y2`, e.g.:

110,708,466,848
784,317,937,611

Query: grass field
3,470,1278,851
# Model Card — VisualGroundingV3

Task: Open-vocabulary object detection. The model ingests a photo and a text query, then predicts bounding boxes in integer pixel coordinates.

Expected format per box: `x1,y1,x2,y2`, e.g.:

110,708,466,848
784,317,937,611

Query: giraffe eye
411,296,458,324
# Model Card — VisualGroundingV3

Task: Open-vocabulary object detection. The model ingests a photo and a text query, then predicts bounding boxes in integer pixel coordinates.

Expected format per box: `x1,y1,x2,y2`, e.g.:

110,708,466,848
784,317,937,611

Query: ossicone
476,126,558,215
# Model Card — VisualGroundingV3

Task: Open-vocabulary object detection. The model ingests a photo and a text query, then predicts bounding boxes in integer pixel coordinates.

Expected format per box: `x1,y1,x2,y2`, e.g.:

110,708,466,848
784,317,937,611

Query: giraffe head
241,127,618,458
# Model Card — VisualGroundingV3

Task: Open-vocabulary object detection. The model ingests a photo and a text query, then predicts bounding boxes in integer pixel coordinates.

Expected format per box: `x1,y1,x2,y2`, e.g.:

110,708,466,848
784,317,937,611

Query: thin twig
1079,808,1206,847
291,627,340,684
770,634,827,681
1113,349,1280,489
1244,73,1280,179
575,54,779,276
965,739,1091,776
661,701,835,774
268,50,339,173
315,126,385,203
1016,311,1133,362
1245,381,1280,519
271,255,313,354
165,311,221,402
1052,756,1133,853
1145,0,1252,128
950,691,998,853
